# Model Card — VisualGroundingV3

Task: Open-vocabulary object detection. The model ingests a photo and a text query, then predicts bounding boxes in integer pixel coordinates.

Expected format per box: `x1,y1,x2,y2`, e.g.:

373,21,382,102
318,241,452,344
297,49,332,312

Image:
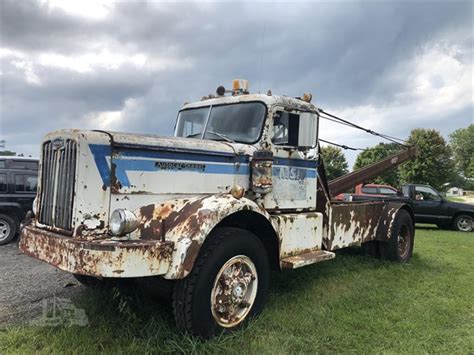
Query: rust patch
181,240,201,275
19,223,174,278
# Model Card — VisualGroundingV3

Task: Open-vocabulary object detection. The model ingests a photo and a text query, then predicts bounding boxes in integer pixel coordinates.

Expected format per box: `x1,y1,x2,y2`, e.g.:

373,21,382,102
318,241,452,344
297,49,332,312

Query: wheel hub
0,219,11,241
457,218,472,231
211,255,258,328
397,224,411,258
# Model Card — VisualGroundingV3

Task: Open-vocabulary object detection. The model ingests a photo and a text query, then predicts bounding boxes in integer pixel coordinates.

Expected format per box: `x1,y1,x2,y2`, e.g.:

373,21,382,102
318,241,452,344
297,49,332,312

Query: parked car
0,156,39,245
337,182,474,232
335,183,405,201
402,184,474,232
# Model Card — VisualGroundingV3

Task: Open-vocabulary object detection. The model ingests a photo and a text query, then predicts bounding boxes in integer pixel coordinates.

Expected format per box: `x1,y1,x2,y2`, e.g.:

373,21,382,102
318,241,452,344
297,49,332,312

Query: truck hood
106,131,255,157
444,200,474,211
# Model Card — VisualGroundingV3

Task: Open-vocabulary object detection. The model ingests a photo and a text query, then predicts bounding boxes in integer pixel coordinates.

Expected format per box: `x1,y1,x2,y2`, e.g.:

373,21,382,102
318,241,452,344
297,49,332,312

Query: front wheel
453,215,473,232
380,209,415,262
172,227,270,338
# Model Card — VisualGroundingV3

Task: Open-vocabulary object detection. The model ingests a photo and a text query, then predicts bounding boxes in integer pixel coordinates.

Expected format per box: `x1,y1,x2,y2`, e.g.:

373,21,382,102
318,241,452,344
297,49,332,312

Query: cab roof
181,94,318,113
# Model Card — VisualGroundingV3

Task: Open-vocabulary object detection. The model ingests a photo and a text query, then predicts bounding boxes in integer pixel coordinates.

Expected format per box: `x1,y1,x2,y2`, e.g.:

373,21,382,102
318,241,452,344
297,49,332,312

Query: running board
281,250,336,269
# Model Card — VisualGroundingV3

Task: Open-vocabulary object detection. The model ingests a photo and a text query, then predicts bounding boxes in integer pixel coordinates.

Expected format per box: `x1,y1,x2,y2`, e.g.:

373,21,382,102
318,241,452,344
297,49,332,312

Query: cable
318,108,410,147
319,138,365,151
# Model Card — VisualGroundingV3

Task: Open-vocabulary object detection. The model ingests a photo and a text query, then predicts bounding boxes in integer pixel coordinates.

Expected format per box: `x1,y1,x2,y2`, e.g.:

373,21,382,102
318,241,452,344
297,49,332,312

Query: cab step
281,250,335,269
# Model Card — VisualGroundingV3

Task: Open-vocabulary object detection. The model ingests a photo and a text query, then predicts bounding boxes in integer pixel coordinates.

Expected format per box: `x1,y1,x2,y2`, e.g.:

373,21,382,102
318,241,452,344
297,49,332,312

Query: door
263,109,318,210
412,185,447,223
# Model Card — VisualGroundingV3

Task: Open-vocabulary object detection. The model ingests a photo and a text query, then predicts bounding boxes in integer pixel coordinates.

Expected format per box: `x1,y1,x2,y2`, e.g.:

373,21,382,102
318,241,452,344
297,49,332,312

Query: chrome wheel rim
210,255,258,328
0,219,11,242
398,224,411,259
457,217,472,232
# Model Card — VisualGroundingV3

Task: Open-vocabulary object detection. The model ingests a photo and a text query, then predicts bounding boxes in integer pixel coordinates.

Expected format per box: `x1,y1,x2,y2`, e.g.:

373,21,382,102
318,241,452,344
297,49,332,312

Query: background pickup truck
337,183,473,232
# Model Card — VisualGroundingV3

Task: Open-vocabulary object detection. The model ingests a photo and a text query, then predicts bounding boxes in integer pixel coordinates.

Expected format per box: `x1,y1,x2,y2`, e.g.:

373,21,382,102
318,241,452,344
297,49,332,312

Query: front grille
39,139,77,231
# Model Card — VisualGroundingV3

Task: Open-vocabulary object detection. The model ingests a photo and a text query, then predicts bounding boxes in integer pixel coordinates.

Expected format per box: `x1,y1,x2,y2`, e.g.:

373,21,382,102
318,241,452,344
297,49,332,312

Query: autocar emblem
52,138,65,150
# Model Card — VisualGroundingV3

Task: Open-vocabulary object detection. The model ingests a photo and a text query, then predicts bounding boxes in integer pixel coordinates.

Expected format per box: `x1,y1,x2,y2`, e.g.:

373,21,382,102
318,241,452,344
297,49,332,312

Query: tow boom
327,146,419,197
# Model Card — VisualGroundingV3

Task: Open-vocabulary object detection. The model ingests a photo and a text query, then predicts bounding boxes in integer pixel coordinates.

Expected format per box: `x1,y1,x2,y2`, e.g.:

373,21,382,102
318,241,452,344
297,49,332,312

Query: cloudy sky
1,0,472,167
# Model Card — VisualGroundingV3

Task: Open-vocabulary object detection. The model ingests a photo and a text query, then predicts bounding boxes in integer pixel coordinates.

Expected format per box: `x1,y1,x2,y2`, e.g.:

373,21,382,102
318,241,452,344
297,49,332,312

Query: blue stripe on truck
89,144,317,188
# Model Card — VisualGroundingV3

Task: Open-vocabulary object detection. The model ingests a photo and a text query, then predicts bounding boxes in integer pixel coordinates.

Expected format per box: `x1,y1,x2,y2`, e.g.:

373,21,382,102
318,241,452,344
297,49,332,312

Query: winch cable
318,108,410,148
319,138,365,151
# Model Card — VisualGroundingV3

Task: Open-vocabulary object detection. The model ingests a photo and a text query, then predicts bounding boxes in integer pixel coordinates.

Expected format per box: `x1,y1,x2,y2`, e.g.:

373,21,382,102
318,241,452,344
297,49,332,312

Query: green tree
353,142,401,187
320,146,348,181
399,129,454,190
449,124,474,178
0,150,16,156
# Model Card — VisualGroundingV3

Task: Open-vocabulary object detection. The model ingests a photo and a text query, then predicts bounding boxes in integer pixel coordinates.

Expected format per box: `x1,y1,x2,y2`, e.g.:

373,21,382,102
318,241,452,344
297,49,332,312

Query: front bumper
19,225,174,278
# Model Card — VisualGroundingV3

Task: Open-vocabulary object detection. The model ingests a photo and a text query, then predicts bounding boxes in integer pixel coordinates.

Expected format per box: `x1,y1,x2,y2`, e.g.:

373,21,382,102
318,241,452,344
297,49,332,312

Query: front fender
132,194,274,279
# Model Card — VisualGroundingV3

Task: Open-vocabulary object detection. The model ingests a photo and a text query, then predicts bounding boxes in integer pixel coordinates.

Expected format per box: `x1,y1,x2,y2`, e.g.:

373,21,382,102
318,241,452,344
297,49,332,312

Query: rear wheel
379,209,414,262
172,227,270,338
453,215,473,232
0,214,18,246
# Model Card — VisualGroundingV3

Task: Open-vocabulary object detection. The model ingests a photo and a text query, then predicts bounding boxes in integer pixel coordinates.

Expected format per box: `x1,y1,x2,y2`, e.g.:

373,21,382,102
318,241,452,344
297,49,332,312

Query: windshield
175,102,266,144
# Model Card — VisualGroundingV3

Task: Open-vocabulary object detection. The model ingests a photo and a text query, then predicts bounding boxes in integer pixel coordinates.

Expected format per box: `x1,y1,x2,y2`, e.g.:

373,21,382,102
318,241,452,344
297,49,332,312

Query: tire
0,214,18,246
379,209,415,262
453,214,473,232
172,227,270,338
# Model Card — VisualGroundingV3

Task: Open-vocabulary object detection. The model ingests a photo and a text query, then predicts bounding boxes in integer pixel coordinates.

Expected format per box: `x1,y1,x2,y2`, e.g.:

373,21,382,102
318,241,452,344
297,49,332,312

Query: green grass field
1,226,473,354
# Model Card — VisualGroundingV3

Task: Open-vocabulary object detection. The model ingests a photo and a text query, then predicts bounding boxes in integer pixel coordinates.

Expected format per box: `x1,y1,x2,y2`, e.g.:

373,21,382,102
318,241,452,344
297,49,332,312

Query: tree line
321,125,474,191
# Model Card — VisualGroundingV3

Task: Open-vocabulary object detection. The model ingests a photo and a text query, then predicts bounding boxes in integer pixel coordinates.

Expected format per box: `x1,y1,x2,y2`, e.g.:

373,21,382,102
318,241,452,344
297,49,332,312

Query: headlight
110,209,138,236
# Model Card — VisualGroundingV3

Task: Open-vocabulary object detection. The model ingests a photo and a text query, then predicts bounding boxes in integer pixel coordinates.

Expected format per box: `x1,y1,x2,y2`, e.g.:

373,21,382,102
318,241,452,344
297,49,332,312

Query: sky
0,0,472,167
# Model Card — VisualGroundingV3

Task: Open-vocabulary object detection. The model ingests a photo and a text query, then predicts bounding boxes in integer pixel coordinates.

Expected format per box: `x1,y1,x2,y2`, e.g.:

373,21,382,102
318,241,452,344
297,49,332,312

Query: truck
335,183,405,202
0,156,39,245
20,80,419,338
336,182,473,232
402,184,473,232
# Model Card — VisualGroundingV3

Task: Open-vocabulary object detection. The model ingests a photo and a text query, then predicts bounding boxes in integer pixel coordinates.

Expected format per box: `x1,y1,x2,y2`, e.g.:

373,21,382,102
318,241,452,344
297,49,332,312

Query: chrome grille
39,139,77,231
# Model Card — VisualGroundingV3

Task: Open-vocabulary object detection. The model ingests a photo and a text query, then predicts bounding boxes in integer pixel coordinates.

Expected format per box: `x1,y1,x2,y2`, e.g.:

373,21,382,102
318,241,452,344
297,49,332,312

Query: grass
1,226,473,354
446,197,466,203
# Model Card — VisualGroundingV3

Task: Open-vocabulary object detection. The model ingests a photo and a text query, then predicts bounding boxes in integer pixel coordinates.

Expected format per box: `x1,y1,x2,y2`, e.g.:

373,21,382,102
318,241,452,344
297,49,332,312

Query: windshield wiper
206,131,235,143
186,132,202,138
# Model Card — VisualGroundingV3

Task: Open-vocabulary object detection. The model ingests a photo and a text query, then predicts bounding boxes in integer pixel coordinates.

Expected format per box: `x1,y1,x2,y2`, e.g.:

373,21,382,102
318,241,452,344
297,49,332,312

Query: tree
353,143,401,187
320,146,348,181
399,129,454,191
0,150,16,156
449,124,474,178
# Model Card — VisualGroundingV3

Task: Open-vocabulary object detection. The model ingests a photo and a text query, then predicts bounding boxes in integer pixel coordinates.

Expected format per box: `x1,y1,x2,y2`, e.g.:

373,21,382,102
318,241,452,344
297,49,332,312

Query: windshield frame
174,101,268,144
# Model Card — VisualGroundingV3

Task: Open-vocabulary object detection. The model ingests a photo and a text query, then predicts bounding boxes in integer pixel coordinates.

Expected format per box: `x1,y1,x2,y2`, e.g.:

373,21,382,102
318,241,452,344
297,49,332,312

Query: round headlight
110,209,138,236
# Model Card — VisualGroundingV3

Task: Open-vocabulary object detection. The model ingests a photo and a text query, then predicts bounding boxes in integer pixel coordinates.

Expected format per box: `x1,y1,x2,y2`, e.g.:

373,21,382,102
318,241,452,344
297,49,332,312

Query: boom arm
327,146,419,197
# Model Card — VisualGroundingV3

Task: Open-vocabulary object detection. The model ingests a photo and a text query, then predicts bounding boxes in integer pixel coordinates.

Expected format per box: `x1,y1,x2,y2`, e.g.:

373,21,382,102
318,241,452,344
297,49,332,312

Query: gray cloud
0,0,472,165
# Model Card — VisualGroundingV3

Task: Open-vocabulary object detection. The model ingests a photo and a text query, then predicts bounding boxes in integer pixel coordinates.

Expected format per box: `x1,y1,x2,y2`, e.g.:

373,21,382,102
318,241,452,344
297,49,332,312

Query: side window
0,174,6,192
14,175,38,192
25,175,38,192
361,186,377,194
15,175,25,192
379,187,397,195
0,160,5,169
415,186,441,201
272,112,299,146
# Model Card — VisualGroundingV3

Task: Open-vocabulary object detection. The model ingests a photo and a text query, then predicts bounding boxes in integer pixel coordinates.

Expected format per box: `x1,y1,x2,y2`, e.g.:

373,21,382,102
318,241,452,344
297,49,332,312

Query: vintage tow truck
20,80,418,338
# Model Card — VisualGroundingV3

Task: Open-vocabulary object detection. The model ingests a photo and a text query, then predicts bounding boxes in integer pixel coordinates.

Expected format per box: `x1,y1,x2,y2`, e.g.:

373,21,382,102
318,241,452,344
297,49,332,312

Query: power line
319,138,365,151
318,108,409,147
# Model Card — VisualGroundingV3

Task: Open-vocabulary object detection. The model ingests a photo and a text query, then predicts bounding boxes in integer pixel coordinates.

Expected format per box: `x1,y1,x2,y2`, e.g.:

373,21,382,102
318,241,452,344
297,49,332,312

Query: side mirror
298,112,317,148
251,150,273,195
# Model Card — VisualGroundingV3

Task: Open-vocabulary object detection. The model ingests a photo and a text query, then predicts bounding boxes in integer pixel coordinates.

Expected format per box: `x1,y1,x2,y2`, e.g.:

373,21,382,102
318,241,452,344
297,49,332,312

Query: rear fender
132,194,276,279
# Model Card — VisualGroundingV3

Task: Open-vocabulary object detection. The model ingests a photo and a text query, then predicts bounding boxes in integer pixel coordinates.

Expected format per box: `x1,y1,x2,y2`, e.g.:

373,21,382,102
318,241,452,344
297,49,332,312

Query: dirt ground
0,242,85,326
